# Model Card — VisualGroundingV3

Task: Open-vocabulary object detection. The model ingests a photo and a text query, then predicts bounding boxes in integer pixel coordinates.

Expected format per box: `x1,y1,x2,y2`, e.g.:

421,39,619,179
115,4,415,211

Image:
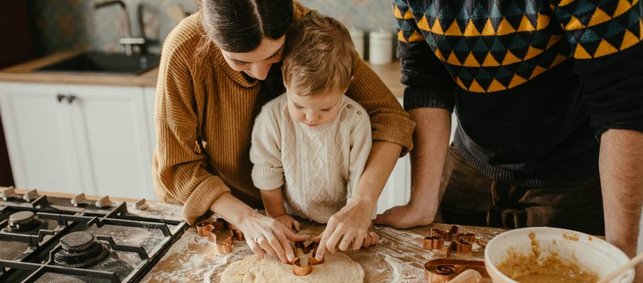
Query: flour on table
220,253,364,283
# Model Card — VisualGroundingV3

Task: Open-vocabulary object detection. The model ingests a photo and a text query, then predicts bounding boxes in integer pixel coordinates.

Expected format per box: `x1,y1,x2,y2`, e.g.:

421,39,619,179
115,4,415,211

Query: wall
27,0,393,56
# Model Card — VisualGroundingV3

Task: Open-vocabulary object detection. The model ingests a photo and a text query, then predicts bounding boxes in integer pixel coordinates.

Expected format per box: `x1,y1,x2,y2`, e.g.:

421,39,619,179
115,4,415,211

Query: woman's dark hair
201,0,294,52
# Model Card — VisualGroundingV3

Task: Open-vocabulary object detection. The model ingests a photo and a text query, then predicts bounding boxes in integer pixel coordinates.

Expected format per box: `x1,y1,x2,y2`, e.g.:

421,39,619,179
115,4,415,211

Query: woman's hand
235,210,308,263
273,214,302,232
314,198,374,261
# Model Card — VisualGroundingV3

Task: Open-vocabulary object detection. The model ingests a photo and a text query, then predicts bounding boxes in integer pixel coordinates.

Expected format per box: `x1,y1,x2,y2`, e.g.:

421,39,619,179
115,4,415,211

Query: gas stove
0,187,188,282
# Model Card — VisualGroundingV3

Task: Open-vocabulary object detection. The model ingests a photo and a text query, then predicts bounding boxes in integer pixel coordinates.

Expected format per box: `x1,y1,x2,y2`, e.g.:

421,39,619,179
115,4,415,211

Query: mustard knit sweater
153,3,415,225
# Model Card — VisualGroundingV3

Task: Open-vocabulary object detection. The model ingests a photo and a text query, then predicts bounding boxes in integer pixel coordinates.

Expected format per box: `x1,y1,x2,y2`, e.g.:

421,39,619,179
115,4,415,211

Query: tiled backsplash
28,0,393,56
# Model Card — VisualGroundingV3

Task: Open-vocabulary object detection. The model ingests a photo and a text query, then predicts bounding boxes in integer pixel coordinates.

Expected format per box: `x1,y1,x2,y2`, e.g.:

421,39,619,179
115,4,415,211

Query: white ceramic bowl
484,227,634,283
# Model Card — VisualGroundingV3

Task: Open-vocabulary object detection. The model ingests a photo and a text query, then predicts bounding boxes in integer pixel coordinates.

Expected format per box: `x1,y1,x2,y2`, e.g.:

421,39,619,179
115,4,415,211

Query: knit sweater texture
153,2,414,225
395,0,643,186
250,95,372,223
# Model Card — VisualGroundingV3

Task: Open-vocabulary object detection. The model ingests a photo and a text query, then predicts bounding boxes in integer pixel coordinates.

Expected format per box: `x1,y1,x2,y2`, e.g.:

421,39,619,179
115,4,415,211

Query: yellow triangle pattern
574,45,592,59
558,0,575,7
463,52,480,67
530,66,547,79
481,19,495,36
487,79,507,92
517,15,536,32
640,20,643,40
393,5,404,19
469,80,485,92
537,13,551,30
524,46,543,60
434,49,446,61
432,18,444,35
620,30,639,50
565,15,585,31
408,30,425,42
496,18,516,35
482,52,500,67
397,30,407,43
502,51,521,65
447,52,461,65
417,16,430,31
614,0,633,19
445,21,462,36
588,8,611,27
464,20,480,36
593,40,618,57
508,74,527,88
402,10,414,20
455,78,467,89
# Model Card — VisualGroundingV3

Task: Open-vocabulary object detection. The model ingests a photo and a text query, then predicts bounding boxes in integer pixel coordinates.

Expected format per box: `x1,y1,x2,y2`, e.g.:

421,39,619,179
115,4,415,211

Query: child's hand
274,214,302,232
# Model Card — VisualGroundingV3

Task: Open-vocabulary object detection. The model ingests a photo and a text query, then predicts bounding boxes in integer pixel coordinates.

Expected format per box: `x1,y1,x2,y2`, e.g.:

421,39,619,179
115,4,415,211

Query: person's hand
236,210,307,263
314,198,373,261
374,196,439,228
273,214,301,232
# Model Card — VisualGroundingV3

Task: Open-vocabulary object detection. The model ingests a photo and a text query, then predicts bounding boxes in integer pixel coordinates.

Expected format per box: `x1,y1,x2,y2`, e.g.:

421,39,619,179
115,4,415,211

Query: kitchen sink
34,51,161,75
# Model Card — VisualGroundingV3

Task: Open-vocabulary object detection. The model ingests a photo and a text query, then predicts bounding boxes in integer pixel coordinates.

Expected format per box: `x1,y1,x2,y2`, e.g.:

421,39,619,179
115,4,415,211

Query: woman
153,0,414,263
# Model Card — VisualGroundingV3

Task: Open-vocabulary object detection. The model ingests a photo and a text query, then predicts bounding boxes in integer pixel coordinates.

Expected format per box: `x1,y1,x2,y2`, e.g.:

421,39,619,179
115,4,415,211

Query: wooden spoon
596,253,643,283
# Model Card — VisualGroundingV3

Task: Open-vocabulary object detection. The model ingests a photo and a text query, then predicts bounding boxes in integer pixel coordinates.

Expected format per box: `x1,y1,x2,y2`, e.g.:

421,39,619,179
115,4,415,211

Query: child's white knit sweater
250,94,372,223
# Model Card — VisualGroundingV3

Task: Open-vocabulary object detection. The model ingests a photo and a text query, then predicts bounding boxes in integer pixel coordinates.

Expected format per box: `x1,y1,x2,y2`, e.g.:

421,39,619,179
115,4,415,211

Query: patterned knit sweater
153,2,414,225
250,95,371,223
395,0,643,186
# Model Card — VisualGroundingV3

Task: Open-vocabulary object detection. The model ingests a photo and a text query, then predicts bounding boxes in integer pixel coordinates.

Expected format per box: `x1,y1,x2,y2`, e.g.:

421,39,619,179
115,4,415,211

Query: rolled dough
220,253,364,283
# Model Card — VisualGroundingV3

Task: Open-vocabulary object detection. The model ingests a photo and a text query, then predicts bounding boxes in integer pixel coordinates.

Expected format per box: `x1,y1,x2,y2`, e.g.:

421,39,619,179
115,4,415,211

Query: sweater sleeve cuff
252,166,284,190
181,176,230,225
403,86,455,112
371,113,416,156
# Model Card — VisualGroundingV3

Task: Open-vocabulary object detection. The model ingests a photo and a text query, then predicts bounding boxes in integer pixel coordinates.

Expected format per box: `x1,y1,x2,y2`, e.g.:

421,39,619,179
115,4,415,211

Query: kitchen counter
130,203,502,282
0,51,403,97
0,50,159,87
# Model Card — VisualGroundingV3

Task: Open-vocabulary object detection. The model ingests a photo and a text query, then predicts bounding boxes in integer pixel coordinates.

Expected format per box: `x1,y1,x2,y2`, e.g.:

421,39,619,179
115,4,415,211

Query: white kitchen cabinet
0,82,155,200
144,87,156,153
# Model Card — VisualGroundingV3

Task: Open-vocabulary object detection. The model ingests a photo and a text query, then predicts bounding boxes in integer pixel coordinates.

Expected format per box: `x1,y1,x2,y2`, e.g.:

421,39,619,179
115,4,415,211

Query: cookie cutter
290,240,324,276
424,258,488,283
422,226,476,257
196,218,242,255
292,258,313,276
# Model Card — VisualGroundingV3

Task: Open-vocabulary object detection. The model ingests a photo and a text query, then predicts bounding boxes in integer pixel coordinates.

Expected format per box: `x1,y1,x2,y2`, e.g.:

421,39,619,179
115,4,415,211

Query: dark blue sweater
394,0,643,186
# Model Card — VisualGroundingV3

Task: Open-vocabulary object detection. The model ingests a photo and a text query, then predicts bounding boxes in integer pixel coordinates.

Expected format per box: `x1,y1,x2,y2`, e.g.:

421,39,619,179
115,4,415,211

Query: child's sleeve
347,104,373,200
250,106,285,190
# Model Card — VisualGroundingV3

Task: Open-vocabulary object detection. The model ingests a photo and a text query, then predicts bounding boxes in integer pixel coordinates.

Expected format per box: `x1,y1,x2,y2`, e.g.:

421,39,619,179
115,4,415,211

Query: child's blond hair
282,11,356,96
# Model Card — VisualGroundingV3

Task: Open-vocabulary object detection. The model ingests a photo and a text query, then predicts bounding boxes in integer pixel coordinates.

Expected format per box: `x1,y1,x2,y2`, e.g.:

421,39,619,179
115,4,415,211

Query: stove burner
5,211,42,232
54,231,109,267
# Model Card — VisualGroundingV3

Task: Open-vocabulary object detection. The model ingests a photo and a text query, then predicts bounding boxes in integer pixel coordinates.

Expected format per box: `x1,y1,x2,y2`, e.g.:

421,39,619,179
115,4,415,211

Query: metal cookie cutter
423,226,476,258
196,218,241,255
424,258,488,283
290,240,324,276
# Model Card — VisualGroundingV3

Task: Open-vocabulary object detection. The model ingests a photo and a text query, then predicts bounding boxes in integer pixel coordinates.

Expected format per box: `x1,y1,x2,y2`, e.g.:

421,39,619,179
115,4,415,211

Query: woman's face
220,36,285,80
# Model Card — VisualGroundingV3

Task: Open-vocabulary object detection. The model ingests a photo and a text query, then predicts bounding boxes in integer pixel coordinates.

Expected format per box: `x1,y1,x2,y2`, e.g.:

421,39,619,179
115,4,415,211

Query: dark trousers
438,145,605,235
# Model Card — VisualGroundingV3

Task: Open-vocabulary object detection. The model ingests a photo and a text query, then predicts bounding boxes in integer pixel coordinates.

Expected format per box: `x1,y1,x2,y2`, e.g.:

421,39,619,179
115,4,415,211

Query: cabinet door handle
56,94,65,103
67,95,76,104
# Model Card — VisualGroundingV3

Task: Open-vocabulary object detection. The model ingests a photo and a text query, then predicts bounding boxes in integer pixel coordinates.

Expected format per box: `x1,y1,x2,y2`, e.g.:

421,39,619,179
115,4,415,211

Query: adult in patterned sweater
376,0,643,279
153,0,414,264
250,12,380,257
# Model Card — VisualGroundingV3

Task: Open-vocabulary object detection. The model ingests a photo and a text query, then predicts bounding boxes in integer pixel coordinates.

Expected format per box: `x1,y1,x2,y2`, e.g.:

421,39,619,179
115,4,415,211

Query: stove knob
95,196,112,208
71,193,86,206
22,189,39,202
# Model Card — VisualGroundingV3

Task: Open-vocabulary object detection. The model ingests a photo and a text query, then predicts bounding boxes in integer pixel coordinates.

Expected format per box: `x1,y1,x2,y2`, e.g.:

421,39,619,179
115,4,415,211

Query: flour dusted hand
236,211,307,263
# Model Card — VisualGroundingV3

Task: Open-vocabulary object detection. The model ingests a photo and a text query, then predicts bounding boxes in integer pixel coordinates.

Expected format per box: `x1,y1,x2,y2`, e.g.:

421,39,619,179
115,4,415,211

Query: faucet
95,0,146,56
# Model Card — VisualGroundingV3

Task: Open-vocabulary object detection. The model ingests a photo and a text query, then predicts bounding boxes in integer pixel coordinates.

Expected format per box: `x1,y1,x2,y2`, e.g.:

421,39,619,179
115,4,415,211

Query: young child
250,11,377,242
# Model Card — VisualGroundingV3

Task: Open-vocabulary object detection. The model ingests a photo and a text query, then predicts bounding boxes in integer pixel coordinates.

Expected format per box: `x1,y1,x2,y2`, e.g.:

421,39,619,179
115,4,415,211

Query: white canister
350,28,365,60
369,29,393,65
